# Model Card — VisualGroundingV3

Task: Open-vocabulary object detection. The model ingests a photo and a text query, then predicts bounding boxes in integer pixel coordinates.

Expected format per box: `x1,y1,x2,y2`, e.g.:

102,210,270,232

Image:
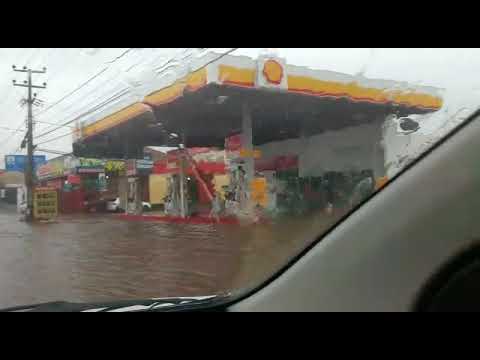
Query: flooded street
0,202,331,308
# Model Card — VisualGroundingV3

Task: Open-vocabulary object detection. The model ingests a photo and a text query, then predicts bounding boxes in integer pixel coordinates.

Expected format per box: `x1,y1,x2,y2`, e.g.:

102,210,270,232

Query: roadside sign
36,156,66,180
67,174,81,185
5,155,46,173
126,159,154,176
104,160,125,173
33,187,58,220
136,159,153,176
75,157,105,174
239,148,261,159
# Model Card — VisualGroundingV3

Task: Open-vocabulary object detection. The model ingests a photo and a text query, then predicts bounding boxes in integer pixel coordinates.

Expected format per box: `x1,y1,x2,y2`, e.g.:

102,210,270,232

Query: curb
116,214,240,225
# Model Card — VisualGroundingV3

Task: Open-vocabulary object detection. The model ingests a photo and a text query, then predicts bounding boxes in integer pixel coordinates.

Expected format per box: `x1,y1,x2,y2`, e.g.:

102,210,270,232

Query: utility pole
12,65,47,222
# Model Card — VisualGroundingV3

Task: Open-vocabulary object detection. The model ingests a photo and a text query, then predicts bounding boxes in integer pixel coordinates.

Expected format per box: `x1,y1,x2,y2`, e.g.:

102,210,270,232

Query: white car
106,198,152,212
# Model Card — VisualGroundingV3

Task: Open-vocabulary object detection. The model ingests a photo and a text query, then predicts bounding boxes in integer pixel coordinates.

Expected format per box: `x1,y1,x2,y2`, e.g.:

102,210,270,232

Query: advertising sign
5,155,46,173
63,156,78,175
104,160,125,173
76,157,105,174
136,159,154,175
36,156,66,180
126,159,153,176
67,174,81,185
33,187,58,220
77,167,105,174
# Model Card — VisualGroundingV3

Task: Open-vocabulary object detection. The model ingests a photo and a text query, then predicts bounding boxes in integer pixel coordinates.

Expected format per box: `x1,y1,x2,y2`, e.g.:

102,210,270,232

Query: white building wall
256,122,384,178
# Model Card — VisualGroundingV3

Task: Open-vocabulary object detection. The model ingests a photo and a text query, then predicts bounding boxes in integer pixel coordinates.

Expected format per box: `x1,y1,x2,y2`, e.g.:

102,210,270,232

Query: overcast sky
1,48,479,167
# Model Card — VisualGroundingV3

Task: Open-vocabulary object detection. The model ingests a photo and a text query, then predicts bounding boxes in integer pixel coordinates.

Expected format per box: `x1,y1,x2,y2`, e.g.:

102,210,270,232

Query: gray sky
1,48,479,167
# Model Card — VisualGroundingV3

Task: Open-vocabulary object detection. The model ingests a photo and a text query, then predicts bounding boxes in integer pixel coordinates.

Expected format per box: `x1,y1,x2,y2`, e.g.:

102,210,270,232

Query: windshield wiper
0,294,230,312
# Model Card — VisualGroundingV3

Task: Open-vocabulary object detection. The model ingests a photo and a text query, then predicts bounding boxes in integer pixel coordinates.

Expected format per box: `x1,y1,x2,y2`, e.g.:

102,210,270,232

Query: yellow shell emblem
262,59,283,85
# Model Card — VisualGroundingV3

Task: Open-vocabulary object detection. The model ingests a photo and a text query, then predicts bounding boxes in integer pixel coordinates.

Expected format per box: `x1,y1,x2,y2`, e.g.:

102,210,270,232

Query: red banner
225,134,242,151
255,155,298,172
67,175,81,185
153,161,225,175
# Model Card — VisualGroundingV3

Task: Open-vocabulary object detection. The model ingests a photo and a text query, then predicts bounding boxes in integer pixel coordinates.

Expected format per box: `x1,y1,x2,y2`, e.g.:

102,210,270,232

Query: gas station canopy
73,52,443,158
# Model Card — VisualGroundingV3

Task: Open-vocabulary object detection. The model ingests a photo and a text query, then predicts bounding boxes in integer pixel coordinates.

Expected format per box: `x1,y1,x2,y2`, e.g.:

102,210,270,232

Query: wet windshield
0,48,478,309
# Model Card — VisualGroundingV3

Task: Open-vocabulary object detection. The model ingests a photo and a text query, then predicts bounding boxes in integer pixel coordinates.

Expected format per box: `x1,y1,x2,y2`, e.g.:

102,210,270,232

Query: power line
0,49,49,132
36,48,239,147
50,83,133,129
35,130,74,146
34,72,125,130
0,52,42,149
105,48,133,64
153,48,198,72
34,88,131,140
29,48,133,137
0,119,26,150
31,48,220,138
34,49,193,131
0,122,27,156
35,67,108,118
34,119,75,128
35,147,71,155
34,48,133,120
0,125,25,132
33,48,239,147
193,47,238,70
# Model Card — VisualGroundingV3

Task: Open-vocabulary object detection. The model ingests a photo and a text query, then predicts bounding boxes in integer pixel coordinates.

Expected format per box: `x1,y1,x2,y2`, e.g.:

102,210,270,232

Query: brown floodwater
0,202,336,308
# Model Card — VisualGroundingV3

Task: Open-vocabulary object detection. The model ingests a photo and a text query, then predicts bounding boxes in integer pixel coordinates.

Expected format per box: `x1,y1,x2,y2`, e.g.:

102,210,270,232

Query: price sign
33,187,58,220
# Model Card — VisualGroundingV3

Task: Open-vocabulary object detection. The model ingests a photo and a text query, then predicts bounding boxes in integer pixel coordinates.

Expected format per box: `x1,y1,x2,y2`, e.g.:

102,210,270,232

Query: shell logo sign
262,59,284,85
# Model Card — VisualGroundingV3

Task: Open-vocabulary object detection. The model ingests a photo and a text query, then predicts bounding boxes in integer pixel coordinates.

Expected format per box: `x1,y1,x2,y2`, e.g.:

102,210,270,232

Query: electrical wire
41,48,199,125
35,131,74,146
0,50,54,155
34,119,74,128
0,119,26,151
0,125,25,132
43,48,204,120
32,48,133,134
31,48,207,136
32,89,133,146
31,48,239,148
0,49,43,150
35,72,127,130
35,67,109,118
36,48,181,128
36,49,132,117
34,88,131,140
104,48,133,64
